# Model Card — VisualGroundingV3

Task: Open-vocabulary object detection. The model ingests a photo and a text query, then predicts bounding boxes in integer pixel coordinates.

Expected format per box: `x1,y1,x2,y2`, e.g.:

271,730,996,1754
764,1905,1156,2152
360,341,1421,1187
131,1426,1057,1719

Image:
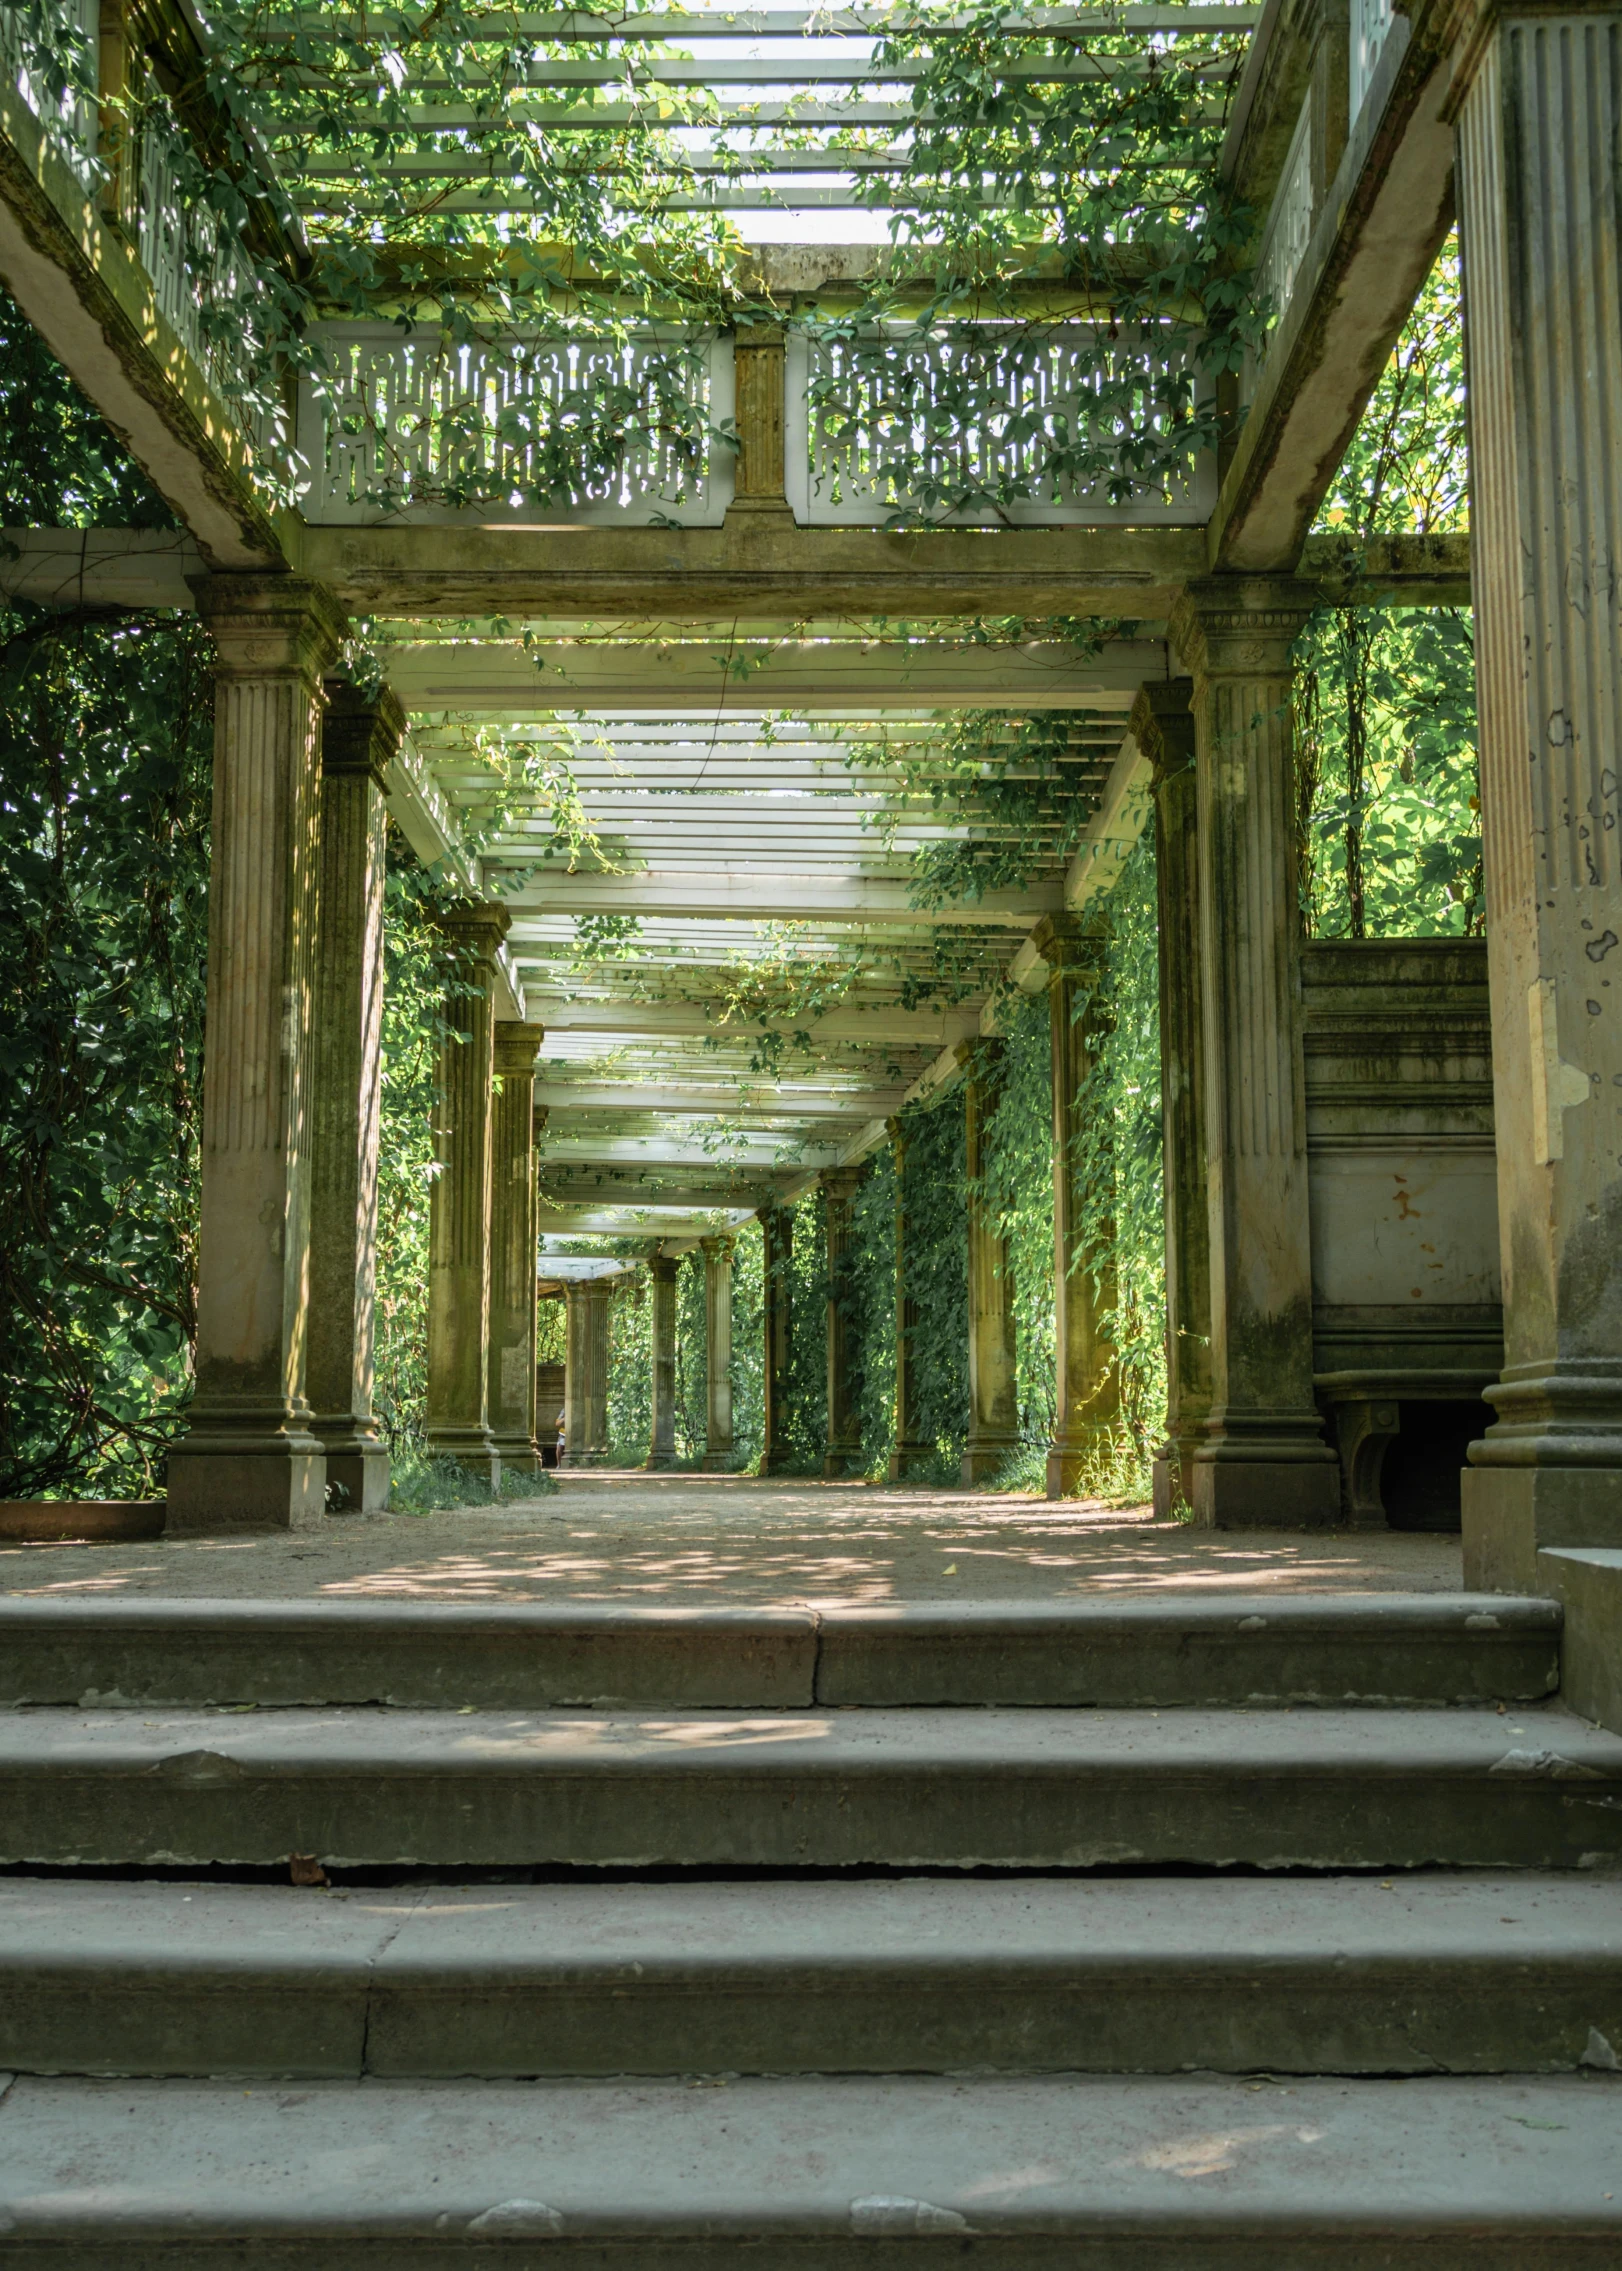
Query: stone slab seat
0,2072,1617,2269
0,1594,1564,1711
3,1705,1620,1872
3,1874,1622,2083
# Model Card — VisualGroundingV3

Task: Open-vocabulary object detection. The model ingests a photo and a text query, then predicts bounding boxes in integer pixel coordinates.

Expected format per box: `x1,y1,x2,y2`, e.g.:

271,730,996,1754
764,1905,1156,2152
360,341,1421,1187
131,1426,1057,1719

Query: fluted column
1170,579,1339,1526
1139,679,1212,1518
1038,917,1121,1497
166,577,346,1535
488,1021,547,1475
887,1118,932,1480
645,1252,679,1469
962,1038,1021,1485
758,1204,794,1474
821,1164,865,1477
1452,5,1622,1585
424,902,509,1483
561,1276,613,1467
303,680,401,1515
701,1234,735,1470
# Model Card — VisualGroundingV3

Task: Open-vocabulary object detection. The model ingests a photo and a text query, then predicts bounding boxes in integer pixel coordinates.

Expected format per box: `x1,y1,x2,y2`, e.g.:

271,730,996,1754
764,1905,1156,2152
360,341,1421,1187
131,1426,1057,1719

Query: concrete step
0,1594,1564,1710
0,2071,1616,2266
3,1704,1619,1871
3,1873,1620,2081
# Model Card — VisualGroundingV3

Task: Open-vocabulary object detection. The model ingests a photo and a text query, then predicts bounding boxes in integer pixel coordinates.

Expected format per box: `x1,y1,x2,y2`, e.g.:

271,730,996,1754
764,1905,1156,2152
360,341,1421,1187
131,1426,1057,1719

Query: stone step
4,1704,1620,1871
0,2071,1616,2267
0,1593,1563,1711
4,1873,1620,2081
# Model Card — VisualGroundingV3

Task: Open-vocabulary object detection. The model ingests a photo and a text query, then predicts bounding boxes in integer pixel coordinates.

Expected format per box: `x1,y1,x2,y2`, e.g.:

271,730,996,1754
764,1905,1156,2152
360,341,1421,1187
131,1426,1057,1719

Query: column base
424,1427,501,1489
559,1449,615,1470
757,1445,793,1476
491,1437,546,1484
700,1449,735,1473
961,1436,1020,1487
1046,1438,1116,1500
887,1443,935,1483
1189,1455,1341,1530
1151,1433,1202,1520
165,1437,326,1536
823,1447,866,1480
321,1446,391,1514
1462,1464,1622,1594
644,1449,679,1472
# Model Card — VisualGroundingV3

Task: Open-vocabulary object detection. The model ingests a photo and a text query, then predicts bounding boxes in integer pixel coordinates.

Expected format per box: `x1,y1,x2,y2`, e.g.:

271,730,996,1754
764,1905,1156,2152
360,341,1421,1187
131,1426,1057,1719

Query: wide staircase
1,1590,1619,2265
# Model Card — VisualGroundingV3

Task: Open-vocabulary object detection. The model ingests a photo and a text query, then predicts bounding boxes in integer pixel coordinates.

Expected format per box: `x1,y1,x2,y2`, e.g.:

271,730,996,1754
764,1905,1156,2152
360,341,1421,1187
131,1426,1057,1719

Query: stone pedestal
962,1041,1021,1486
821,1166,866,1478
1140,680,1213,1519
1036,919,1121,1499
701,1235,735,1471
1452,6,1622,1586
758,1206,794,1474
424,903,509,1485
1170,581,1341,1528
561,1277,613,1467
645,1253,679,1470
887,1119,934,1482
166,577,346,1536
304,681,402,1516
487,1022,547,1476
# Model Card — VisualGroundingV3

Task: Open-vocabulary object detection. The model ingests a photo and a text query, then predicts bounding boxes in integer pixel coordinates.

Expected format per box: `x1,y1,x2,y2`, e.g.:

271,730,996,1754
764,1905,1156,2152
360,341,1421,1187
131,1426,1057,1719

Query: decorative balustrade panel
1,0,99,180
1238,98,1315,408
297,325,735,526
785,325,1215,526
1350,0,1396,124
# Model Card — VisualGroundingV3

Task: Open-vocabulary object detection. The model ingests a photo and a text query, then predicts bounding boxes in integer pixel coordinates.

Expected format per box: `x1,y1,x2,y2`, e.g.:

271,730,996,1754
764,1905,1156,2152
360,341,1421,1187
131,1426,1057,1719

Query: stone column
1037,917,1122,1498
424,903,510,1484
758,1204,794,1474
166,577,346,1536
962,1038,1021,1485
701,1234,735,1471
1170,579,1340,1526
821,1165,866,1477
1452,6,1622,1586
645,1252,679,1470
1138,679,1213,1518
887,1118,933,1481
561,1276,612,1467
487,1021,547,1476
304,680,402,1515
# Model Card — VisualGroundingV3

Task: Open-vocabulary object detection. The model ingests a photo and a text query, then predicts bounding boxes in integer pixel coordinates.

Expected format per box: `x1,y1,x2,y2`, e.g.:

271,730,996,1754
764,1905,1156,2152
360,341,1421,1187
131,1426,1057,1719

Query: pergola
0,0,1614,1568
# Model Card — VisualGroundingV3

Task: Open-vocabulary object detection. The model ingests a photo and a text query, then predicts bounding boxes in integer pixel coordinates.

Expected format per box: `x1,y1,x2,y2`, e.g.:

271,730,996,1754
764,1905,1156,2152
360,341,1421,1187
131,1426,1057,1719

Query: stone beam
0,95,281,569
1209,1,1458,570
520,997,983,1048
533,1081,906,1117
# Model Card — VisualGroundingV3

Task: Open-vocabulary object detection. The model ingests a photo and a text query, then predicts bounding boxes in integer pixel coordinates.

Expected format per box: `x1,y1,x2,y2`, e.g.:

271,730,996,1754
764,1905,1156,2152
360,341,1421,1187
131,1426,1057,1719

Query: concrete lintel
0,93,282,570
534,1083,904,1118
519,997,982,1049
382,734,478,892
834,1116,892,1169
497,872,1062,924
1210,3,1458,572
1064,727,1154,915
901,1041,969,1111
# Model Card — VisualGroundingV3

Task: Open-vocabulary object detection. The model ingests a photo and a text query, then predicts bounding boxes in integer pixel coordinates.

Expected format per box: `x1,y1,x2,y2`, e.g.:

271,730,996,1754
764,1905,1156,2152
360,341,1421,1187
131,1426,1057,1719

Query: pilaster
166,576,346,1535
821,1165,866,1477
887,1118,933,1481
1170,578,1340,1527
645,1253,679,1470
560,1276,613,1467
758,1206,794,1474
1137,678,1213,1517
1036,917,1121,1498
304,679,403,1515
1451,3,1622,1584
424,901,509,1483
962,1039,1021,1485
701,1234,735,1471
487,1021,547,1476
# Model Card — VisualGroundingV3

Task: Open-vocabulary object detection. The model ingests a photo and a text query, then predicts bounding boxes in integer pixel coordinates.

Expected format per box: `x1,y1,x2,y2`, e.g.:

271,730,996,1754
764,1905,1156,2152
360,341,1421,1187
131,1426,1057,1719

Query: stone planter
0,1501,166,1542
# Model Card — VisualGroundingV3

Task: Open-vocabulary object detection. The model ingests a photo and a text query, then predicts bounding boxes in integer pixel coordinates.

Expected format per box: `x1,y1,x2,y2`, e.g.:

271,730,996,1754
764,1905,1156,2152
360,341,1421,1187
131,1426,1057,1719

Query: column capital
1030,914,1108,982
434,900,512,963
700,1232,735,1259
321,680,406,790
1437,0,1622,120
190,575,348,685
818,1164,865,1204
1168,578,1317,678
649,1251,679,1283
494,1020,547,1076
532,1103,550,1139
1130,679,1197,792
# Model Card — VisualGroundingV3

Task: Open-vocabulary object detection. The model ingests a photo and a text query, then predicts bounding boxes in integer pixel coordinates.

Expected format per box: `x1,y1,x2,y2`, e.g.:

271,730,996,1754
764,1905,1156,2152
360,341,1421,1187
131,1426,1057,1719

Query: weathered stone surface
487,1023,547,1474
1539,1547,1622,1737
645,1254,679,1470
560,1278,613,1467
2,1702,1617,1872
758,1207,794,1474
820,1166,866,1478
961,1042,1020,1486
701,1235,735,1471
0,2070,1615,2266
3,1872,1618,2082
